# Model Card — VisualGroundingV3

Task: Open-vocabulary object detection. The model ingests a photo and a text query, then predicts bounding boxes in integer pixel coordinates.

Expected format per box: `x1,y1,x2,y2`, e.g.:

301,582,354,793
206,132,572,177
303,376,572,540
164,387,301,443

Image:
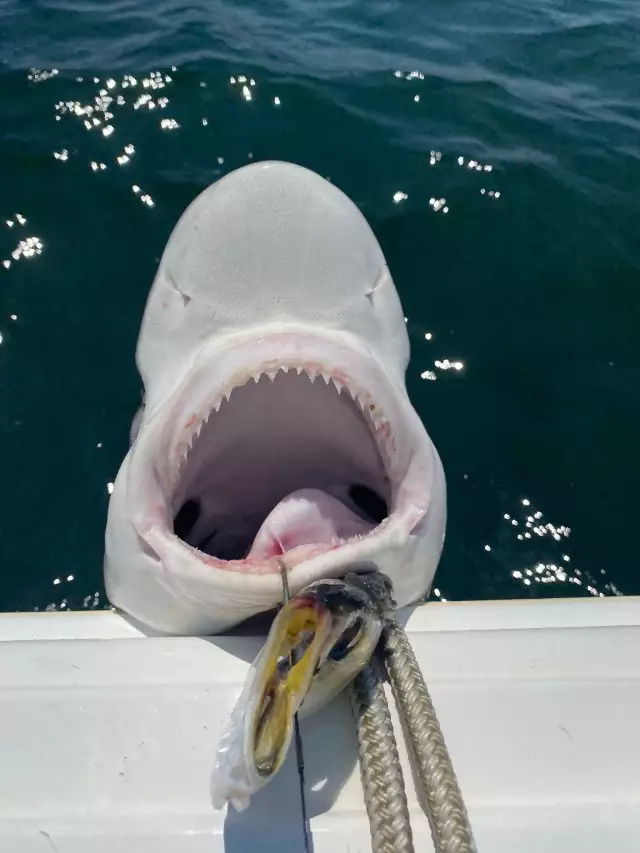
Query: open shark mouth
132,328,428,579
170,364,391,568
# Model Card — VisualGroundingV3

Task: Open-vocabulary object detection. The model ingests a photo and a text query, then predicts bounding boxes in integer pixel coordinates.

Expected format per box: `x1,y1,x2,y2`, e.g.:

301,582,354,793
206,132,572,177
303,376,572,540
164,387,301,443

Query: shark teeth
176,361,394,478
189,419,204,447
186,418,204,447
352,392,367,411
262,366,295,382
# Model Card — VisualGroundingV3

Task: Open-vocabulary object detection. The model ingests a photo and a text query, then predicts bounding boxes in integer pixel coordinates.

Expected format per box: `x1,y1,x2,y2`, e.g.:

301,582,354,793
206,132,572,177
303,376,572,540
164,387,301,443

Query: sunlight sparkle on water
429,197,449,214
458,156,493,172
494,496,619,598
434,359,464,371
42,591,113,613
11,237,44,261
28,68,58,83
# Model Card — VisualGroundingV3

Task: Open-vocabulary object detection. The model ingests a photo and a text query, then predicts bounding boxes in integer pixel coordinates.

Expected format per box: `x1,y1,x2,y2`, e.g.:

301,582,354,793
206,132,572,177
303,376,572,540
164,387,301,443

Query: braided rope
384,621,477,853
350,661,415,853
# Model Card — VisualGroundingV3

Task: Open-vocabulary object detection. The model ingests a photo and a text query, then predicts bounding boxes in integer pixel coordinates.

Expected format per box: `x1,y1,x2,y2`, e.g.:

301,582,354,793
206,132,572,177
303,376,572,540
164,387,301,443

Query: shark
104,161,446,635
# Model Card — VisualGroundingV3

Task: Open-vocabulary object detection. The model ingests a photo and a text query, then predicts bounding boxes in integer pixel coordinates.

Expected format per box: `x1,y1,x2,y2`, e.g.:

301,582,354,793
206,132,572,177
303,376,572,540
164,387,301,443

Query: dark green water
1,0,638,612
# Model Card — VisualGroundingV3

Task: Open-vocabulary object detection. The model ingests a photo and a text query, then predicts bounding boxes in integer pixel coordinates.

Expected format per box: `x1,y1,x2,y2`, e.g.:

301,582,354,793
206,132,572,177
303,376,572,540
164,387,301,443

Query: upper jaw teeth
192,418,204,442
225,364,380,416
245,364,343,390
175,363,391,472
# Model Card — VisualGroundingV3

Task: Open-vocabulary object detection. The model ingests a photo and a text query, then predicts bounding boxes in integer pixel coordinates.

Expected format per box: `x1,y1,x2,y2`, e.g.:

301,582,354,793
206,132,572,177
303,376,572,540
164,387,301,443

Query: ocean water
1,0,638,613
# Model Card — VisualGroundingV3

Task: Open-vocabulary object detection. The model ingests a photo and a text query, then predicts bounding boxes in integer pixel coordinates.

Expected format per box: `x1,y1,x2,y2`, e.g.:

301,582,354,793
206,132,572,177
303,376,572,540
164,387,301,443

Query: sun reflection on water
495,496,618,598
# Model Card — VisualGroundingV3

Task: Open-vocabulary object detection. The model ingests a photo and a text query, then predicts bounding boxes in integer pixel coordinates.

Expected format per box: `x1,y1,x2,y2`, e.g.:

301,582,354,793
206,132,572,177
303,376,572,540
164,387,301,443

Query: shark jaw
129,325,436,585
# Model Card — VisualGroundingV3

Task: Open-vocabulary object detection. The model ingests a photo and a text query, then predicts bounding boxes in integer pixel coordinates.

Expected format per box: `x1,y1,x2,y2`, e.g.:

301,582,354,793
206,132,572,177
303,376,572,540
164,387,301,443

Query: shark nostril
349,484,388,524
174,498,201,540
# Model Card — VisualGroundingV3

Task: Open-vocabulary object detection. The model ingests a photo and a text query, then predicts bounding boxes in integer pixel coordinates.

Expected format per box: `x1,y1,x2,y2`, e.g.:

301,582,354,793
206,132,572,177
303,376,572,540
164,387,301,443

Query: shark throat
169,365,392,568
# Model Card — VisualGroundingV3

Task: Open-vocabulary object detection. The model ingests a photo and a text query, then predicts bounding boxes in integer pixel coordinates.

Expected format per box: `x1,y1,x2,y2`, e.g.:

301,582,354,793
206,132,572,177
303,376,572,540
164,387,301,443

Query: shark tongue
246,488,375,561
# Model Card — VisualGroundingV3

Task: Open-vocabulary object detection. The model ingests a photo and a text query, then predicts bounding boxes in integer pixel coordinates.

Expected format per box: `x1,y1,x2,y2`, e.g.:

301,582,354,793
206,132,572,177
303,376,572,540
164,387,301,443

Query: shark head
104,161,445,635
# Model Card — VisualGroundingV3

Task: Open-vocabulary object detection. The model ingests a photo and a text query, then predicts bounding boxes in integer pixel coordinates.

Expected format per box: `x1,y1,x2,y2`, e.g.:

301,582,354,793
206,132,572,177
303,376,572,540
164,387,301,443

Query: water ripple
1,0,639,609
